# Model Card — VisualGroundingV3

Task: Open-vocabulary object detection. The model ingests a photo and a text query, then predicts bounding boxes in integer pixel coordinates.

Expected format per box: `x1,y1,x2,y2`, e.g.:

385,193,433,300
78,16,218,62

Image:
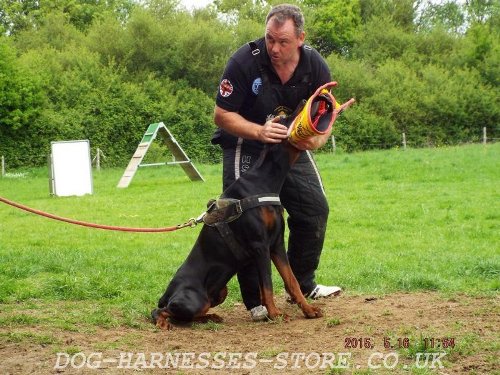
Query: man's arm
213,105,288,144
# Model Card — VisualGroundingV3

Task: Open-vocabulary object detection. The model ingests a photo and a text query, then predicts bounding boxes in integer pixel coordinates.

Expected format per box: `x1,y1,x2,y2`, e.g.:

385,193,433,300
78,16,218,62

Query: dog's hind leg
190,286,228,324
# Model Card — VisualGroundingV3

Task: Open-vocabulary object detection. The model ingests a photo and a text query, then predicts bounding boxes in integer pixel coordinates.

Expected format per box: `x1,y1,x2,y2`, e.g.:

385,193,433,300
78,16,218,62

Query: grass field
0,144,498,324
0,144,499,374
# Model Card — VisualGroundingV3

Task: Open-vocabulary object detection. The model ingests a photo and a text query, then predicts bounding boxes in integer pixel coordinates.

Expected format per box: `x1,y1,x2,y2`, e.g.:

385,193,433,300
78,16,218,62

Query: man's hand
258,116,289,144
214,105,290,143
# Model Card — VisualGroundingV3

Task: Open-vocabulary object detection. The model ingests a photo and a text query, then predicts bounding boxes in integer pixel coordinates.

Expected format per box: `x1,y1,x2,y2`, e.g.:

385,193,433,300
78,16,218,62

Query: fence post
483,127,487,145
96,148,101,171
331,135,336,153
402,133,407,150
1,156,4,177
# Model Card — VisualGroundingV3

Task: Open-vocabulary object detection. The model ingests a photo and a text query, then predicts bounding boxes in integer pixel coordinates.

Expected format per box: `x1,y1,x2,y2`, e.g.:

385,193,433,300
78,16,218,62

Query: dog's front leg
253,249,284,320
271,251,322,319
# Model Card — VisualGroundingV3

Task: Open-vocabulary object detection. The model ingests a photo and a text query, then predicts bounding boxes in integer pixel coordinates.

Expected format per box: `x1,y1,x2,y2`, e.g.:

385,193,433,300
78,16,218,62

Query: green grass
0,144,498,327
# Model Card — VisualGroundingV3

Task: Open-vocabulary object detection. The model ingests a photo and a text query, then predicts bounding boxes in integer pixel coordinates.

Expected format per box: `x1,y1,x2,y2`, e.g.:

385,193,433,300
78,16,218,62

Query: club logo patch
219,79,233,97
252,78,262,95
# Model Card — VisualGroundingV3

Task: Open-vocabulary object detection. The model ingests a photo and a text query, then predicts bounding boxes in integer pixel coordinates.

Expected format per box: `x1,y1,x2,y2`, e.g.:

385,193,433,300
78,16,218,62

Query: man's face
265,18,305,67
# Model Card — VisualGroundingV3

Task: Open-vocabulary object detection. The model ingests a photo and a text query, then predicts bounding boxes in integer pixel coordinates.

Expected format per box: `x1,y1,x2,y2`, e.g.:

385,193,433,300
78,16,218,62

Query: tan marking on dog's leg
272,254,322,319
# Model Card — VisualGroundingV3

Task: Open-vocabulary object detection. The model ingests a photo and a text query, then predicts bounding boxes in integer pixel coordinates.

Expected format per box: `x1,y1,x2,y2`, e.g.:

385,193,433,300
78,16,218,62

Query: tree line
0,0,498,168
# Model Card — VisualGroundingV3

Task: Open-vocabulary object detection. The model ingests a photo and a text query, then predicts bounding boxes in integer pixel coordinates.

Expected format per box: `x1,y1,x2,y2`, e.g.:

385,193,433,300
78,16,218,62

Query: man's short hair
266,4,305,36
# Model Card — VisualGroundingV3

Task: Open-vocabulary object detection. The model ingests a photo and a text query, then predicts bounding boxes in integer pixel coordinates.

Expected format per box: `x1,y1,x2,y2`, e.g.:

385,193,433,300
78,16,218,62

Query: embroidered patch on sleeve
219,79,234,97
252,77,262,95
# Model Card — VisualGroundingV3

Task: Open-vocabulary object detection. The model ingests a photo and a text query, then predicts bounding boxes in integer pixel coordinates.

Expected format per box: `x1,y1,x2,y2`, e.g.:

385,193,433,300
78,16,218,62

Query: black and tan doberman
151,138,322,330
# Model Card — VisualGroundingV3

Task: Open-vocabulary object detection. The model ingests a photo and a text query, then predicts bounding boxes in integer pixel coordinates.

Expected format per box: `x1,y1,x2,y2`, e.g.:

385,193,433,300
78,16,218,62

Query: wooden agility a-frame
117,122,204,188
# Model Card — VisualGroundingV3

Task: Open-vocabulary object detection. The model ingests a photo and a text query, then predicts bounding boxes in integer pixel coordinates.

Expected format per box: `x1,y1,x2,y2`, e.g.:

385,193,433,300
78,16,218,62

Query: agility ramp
117,122,204,188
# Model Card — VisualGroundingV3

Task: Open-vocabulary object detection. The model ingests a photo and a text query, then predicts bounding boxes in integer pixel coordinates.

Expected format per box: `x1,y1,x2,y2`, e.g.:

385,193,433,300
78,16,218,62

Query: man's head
266,4,305,37
265,4,305,67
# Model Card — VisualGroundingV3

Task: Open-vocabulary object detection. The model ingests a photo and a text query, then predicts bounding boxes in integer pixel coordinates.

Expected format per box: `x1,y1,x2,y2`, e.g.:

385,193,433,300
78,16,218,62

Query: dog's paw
303,305,323,319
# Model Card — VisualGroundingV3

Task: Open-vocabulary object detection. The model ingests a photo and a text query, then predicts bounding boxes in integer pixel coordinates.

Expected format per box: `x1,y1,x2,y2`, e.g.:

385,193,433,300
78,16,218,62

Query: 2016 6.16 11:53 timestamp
383,337,456,349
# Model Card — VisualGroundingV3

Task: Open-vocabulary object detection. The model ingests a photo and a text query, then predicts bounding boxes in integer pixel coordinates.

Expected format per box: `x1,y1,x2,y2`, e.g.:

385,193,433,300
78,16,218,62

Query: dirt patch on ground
0,292,498,374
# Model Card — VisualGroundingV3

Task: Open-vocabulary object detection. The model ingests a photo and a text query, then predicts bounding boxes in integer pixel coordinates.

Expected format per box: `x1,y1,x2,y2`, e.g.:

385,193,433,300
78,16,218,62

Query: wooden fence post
1,156,4,177
483,127,487,145
331,135,336,153
402,133,407,150
93,148,106,171
96,148,101,171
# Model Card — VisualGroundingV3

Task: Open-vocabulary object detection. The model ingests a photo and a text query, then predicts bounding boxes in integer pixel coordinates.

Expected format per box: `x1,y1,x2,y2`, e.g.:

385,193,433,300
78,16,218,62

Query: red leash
0,196,197,233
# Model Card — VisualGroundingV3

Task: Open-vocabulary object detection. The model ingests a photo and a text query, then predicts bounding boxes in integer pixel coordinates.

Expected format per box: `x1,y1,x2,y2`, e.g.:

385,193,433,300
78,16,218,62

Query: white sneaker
250,305,268,321
306,285,342,299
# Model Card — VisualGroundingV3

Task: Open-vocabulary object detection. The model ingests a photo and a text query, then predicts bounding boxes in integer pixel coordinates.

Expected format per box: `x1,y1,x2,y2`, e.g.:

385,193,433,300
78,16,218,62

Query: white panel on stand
50,140,93,196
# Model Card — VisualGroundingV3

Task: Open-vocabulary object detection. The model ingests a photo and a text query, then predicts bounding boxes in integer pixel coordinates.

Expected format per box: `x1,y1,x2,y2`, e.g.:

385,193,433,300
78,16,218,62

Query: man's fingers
269,125,289,136
260,119,288,142
336,98,355,115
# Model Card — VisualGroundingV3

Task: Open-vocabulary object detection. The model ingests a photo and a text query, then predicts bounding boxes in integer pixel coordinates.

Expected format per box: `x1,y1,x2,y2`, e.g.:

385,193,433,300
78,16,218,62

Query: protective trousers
222,144,329,310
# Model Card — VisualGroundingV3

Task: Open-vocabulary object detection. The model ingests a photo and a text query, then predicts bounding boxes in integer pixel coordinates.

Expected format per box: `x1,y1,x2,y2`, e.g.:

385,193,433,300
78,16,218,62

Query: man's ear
298,31,305,47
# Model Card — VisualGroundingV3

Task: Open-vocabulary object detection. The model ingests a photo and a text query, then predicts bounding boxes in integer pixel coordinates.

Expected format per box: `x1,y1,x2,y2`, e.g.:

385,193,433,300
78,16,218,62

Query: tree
302,0,362,56
456,18,500,86
0,38,43,129
352,16,417,64
0,0,41,35
14,11,84,52
359,0,419,30
417,1,465,33
213,0,269,24
465,0,499,25
0,0,134,36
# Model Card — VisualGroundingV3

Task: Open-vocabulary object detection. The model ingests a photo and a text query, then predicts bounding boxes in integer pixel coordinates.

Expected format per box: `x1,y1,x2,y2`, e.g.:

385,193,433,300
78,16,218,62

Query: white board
50,140,93,196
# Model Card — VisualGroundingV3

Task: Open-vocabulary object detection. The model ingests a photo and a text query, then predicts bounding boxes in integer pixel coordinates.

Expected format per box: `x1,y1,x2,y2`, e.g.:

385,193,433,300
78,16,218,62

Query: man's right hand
214,105,289,144
258,116,289,144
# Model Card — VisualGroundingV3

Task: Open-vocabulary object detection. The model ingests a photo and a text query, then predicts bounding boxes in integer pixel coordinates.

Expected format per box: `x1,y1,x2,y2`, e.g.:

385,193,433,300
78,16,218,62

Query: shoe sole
285,288,342,304
310,288,342,300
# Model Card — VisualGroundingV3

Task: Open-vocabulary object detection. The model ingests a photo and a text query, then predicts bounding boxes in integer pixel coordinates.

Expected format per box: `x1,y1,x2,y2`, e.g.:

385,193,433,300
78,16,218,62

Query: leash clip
178,217,199,229
195,211,207,224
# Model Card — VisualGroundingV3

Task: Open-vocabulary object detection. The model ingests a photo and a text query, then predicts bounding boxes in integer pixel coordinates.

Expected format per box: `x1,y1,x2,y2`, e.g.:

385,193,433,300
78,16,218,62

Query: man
212,4,341,321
